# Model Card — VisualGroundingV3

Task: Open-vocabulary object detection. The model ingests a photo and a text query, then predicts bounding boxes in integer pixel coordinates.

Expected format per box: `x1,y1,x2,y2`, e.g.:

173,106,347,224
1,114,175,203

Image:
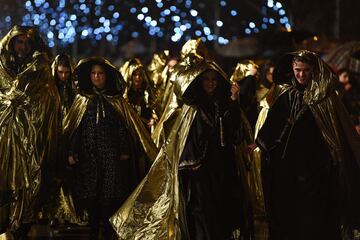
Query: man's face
201,70,218,96
57,65,71,82
13,35,32,59
292,60,313,86
90,64,107,89
132,68,143,90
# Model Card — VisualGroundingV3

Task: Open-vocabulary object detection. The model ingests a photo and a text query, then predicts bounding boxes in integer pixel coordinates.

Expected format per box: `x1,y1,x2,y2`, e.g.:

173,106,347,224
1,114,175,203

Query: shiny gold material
63,57,158,163
0,26,60,231
151,39,210,147
110,52,249,239
119,58,157,125
230,60,259,83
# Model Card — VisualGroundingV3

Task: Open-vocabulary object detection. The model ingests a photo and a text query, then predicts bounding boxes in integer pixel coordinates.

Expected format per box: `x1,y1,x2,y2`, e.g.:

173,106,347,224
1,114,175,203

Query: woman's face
132,68,143,90
201,70,219,96
57,65,71,82
90,64,107,89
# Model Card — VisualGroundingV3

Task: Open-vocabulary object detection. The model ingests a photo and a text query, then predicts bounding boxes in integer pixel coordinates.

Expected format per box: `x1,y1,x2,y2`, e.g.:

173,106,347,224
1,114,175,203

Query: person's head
13,34,32,60
292,55,314,86
131,68,144,90
338,68,350,85
90,64,107,89
200,70,219,96
56,55,72,82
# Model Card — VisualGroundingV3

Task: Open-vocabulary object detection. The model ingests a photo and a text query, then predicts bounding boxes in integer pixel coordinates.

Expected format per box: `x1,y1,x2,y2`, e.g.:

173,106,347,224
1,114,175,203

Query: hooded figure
63,57,158,239
0,25,60,238
120,58,157,131
256,50,360,240
151,39,210,148
110,53,254,240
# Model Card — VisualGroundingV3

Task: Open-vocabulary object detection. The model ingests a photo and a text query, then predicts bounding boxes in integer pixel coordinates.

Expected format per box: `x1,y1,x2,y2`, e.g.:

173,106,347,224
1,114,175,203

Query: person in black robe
256,50,360,240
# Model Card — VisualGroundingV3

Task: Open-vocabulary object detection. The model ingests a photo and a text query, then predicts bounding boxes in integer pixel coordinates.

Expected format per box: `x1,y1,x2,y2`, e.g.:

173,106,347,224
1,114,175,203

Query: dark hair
57,54,72,68
260,60,276,88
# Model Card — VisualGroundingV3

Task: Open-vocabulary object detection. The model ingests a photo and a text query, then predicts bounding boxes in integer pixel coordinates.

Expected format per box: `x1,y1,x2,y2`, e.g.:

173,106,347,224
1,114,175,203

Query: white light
245,28,251,34
231,10,237,16
172,16,180,22
50,19,56,25
269,18,275,24
145,16,152,23
190,9,198,17
137,14,144,20
276,2,282,8
99,17,105,23
70,15,77,21
180,25,187,31
141,7,149,14
150,20,157,27
249,22,255,28
203,27,211,35
267,0,274,8
220,1,226,7
216,20,223,27
164,9,171,15
113,12,120,18
47,32,54,39
81,29,89,36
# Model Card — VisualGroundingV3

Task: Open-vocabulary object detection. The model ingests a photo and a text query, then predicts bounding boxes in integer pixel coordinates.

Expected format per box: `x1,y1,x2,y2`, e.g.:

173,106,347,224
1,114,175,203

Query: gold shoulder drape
0,26,60,231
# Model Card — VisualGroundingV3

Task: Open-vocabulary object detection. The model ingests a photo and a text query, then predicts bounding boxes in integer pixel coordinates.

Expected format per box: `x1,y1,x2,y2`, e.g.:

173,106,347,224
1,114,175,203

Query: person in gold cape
63,57,158,239
151,38,210,148
110,52,254,240
230,62,269,240
230,60,259,131
40,54,82,226
0,25,60,239
120,58,157,132
255,50,360,240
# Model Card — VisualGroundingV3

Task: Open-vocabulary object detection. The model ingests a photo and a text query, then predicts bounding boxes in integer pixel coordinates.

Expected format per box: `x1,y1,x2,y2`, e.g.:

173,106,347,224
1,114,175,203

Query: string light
0,0,292,47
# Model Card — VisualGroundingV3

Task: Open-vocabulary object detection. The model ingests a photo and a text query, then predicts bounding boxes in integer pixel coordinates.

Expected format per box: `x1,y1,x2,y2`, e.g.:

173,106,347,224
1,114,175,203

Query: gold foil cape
230,60,259,83
119,58,157,122
63,57,158,162
260,50,360,233
0,26,60,231
151,39,210,147
110,54,251,239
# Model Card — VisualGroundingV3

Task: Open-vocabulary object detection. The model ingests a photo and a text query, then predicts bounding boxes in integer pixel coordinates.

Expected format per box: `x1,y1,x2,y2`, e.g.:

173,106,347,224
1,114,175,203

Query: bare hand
147,118,156,127
120,154,130,161
68,155,78,165
230,82,240,101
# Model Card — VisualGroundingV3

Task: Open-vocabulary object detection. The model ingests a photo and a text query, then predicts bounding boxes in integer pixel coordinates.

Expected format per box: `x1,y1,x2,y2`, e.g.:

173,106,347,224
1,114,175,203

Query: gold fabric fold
0,26,60,231
110,105,196,240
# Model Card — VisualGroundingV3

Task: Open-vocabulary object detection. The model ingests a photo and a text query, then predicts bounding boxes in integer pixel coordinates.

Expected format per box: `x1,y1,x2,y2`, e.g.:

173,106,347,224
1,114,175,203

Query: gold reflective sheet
111,53,251,239
0,26,60,231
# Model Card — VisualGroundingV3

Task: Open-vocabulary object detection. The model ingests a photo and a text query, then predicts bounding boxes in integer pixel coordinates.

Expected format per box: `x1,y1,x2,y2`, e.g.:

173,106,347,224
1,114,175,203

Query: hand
120,154,130,161
68,155,78,165
230,82,240,101
147,118,156,127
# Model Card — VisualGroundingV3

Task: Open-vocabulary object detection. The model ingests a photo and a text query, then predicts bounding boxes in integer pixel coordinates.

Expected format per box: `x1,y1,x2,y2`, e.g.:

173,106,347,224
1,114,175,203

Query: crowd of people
0,25,360,240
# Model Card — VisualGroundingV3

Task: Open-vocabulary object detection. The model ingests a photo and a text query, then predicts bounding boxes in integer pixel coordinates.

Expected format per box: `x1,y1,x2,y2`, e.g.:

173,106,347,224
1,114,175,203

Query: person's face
90,65,107,89
292,60,313,85
201,70,219,96
132,68,143,89
266,66,274,83
13,35,32,59
56,65,71,82
339,71,349,84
